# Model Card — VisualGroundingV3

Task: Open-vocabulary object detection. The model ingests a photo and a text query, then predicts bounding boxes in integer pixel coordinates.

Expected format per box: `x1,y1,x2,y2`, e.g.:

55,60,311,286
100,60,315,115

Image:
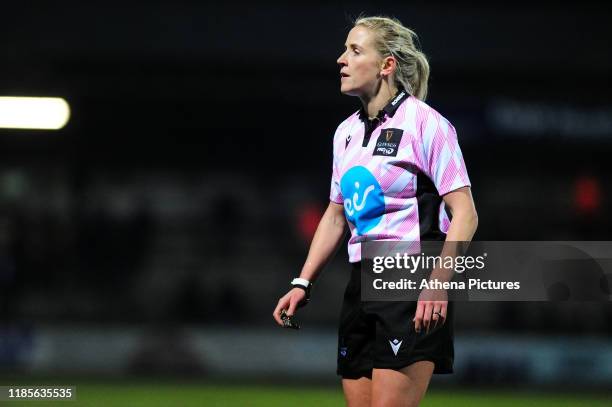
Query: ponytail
354,16,430,101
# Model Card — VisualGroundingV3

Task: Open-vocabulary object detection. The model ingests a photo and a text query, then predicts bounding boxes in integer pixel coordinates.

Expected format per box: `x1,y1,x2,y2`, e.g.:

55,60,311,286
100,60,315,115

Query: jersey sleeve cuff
330,196,344,204
438,182,472,197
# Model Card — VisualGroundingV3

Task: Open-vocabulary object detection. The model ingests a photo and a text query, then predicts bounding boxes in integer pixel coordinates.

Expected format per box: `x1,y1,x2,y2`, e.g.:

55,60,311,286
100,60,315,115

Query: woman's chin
340,85,360,96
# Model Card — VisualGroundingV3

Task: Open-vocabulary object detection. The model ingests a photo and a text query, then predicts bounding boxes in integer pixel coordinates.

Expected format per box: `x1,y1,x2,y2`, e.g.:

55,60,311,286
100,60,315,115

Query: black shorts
337,262,454,379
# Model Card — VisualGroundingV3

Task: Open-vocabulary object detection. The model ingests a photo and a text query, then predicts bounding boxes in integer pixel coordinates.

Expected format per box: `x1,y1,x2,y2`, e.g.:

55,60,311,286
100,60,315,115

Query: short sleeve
420,113,471,196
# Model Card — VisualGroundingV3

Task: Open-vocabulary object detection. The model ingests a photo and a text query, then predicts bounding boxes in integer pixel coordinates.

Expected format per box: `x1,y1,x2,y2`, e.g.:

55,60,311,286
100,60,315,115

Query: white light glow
0,97,71,130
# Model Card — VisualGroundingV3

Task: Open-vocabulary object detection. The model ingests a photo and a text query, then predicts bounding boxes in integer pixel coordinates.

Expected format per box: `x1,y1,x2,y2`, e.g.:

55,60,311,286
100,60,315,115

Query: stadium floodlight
0,96,71,130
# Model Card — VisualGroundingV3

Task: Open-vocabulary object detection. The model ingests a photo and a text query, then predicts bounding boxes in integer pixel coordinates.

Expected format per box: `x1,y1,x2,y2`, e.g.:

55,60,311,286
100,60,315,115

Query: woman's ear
380,56,396,77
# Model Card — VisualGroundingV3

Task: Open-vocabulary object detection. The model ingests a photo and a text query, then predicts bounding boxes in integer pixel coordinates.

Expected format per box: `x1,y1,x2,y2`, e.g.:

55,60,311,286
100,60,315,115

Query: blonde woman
274,16,477,406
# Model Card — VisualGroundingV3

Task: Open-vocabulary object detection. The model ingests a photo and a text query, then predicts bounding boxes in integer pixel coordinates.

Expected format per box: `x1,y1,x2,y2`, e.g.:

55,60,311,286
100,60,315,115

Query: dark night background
0,0,610,398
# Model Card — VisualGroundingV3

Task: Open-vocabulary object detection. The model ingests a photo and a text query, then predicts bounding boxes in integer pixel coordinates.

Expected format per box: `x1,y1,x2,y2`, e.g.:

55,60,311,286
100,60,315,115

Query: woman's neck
360,81,399,119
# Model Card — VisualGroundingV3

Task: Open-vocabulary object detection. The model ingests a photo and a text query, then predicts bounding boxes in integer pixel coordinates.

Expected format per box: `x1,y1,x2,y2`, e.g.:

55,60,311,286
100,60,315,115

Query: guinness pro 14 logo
373,128,403,157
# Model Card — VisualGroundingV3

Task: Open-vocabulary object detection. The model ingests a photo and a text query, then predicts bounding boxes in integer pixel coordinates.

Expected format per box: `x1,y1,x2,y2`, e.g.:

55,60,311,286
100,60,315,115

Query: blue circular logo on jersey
340,166,385,235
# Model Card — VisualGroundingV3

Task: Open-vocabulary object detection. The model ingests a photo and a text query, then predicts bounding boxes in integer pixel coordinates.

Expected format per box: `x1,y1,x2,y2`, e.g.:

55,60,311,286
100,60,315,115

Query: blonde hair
354,15,430,101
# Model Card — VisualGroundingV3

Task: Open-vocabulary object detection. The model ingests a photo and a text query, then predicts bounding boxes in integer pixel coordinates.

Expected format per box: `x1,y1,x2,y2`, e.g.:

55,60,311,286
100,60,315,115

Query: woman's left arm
413,186,478,332
442,186,478,241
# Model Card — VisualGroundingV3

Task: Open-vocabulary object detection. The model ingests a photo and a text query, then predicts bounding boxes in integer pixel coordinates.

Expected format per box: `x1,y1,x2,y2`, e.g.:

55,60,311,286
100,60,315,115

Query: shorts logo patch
373,128,403,157
339,347,348,358
389,338,402,356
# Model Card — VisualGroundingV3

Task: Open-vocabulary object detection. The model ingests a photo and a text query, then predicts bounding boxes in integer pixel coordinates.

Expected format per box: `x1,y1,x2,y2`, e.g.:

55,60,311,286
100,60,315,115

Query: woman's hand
273,288,307,326
413,288,447,333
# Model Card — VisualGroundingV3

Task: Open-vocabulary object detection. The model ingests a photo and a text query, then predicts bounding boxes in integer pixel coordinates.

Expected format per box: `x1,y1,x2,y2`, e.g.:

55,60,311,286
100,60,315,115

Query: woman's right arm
272,201,346,326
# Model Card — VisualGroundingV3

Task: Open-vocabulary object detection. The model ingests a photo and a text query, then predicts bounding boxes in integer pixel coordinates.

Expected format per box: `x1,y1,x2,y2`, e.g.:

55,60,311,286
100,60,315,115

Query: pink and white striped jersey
329,89,471,262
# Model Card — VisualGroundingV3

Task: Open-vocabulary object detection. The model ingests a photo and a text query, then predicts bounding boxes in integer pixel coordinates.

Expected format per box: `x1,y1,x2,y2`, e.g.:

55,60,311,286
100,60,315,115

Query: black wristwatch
291,278,312,305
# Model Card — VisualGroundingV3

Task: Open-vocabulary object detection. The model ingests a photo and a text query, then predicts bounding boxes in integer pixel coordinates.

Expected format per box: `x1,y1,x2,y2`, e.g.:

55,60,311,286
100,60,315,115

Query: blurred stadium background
0,1,611,405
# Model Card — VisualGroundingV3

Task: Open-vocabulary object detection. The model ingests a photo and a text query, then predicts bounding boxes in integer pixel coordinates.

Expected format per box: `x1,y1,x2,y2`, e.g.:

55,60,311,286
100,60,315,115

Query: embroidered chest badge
373,128,403,157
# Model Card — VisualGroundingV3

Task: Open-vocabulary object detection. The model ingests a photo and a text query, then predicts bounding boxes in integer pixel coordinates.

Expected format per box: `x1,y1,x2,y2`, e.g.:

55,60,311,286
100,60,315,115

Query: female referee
273,16,477,407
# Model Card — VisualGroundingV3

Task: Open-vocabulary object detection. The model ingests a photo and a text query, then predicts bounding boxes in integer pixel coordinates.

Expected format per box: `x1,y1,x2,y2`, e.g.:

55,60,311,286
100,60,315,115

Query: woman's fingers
273,301,283,325
273,289,306,326
414,301,448,333
423,302,433,333
432,305,439,328
432,302,446,328
287,296,298,317
273,297,289,326
413,302,424,332
439,303,447,324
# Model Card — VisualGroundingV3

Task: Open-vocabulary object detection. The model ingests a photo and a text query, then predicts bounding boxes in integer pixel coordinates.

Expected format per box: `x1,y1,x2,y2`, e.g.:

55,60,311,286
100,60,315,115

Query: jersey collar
358,87,409,123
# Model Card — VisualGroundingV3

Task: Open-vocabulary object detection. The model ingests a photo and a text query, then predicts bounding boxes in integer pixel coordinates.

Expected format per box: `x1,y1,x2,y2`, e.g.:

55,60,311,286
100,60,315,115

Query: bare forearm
430,209,478,282
445,210,478,242
299,203,346,283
